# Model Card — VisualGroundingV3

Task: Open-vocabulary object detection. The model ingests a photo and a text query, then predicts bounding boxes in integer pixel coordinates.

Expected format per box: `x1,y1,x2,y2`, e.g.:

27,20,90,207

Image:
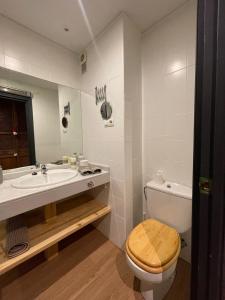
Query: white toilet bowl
125,218,181,300
126,180,192,300
126,253,177,300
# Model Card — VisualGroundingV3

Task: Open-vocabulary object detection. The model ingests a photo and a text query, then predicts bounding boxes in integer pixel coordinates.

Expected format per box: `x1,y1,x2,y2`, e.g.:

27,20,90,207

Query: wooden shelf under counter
0,194,111,275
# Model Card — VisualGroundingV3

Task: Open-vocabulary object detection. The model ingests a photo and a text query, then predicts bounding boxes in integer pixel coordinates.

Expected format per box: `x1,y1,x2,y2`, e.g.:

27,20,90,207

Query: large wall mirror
0,67,83,170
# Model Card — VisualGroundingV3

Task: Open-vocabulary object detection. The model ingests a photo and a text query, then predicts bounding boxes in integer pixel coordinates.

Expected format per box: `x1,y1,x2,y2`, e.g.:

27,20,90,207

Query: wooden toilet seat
126,219,181,274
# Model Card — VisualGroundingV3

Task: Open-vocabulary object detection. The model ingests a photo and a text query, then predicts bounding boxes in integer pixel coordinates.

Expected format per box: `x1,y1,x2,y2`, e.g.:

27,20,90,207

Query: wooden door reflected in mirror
0,98,30,170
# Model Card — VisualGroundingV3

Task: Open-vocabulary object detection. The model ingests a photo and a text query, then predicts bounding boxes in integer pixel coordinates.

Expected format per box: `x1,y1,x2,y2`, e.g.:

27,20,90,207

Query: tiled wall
81,15,142,247
142,0,197,262
81,16,126,248
0,14,80,89
123,16,142,231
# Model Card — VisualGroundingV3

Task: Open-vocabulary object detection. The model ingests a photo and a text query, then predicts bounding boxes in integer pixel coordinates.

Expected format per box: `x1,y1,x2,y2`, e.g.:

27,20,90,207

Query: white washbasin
12,169,78,189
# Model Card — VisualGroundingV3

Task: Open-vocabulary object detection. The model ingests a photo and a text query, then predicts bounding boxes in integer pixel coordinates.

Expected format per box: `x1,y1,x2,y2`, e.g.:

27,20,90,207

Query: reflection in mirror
62,116,68,128
0,68,83,170
100,101,112,120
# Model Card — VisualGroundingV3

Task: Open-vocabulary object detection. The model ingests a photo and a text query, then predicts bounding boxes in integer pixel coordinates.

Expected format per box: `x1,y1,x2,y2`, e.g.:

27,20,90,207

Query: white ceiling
0,0,187,53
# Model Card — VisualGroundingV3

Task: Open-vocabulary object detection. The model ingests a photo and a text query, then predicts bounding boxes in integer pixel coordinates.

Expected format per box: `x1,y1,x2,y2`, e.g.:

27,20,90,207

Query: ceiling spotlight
64,27,69,32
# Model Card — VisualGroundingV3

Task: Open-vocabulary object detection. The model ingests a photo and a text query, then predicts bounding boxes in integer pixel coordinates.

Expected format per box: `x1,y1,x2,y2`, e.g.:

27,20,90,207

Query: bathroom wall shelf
0,194,111,275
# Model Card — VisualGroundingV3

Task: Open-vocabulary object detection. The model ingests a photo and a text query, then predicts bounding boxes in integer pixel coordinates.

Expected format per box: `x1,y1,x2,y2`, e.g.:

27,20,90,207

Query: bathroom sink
12,169,78,189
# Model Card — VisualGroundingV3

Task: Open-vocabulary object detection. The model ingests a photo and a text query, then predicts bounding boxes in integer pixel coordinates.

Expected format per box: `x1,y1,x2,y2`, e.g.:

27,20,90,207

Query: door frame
191,0,225,299
0,89,36,166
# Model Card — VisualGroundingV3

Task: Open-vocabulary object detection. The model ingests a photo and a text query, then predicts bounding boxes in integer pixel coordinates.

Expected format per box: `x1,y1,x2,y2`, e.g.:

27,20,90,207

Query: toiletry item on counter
79,159,90,173
92,167,102,174
77,155,85,164
62,155,69,164
70,157,77,169
79,167,93,176
79,165,102,176
79,159,89,167
78,155,85,160
75,154,85,167
0,165,3,184
72,153,77,158
79,159,89,174
5,215,30,258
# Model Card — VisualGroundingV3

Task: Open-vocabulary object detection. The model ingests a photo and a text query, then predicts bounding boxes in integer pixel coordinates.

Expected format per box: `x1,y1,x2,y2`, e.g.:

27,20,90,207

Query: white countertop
0,167,110,221
0,170,107,204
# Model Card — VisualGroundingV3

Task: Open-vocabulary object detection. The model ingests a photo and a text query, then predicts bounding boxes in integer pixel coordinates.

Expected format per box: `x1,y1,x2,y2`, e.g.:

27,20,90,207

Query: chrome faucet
41,164,48,175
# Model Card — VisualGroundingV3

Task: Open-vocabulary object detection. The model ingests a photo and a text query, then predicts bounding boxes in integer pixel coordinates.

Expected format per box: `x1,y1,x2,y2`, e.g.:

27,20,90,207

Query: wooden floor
0,226,190,300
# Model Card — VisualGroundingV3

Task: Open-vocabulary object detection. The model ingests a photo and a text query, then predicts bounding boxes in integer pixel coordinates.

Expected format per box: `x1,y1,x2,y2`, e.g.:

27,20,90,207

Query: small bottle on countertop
72,153,77,158
77,154,85,163
0,165,3,184
75,154,84,167
77,153,84,166
70,157,77,169
62,155,69,164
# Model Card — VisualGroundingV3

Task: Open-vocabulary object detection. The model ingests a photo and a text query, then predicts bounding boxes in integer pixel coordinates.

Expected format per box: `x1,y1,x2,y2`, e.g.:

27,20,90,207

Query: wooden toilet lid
126,219,180,273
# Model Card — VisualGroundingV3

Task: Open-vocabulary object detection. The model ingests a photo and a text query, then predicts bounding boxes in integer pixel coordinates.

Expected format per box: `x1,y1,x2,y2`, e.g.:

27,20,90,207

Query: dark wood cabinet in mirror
0,94,34,170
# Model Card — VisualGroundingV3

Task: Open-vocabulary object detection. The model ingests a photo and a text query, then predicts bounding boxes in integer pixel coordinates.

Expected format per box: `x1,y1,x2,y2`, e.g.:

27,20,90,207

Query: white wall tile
186,65,196,113
96,213,126,248
81,17,124,94
164,69,187,115
82,15,142,246
142,1,196,263
185,0,198,67
81,17,126,247
124,15,142,232
111,195,125,219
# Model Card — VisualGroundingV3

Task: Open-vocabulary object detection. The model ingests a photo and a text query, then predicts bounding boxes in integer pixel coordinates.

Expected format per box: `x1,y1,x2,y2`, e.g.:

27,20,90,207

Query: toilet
126,180,192,300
